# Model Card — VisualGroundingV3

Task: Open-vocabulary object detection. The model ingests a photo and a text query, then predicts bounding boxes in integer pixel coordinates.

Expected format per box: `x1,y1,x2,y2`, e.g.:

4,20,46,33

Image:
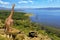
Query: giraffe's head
12,4,15,9
12,4,15,7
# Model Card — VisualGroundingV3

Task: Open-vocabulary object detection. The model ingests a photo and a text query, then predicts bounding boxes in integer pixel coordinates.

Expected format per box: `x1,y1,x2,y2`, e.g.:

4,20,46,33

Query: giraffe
4,4,15,36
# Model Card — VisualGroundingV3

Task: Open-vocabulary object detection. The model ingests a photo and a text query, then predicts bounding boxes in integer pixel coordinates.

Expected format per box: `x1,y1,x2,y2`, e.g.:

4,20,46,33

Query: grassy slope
0,10,60,40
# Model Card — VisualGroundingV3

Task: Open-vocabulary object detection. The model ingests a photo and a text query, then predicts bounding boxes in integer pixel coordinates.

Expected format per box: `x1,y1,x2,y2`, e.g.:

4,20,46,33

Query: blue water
21,9,60,27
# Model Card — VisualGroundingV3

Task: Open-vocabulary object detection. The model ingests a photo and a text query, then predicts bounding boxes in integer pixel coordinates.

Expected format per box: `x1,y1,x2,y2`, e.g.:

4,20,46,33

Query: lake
20,8,60,28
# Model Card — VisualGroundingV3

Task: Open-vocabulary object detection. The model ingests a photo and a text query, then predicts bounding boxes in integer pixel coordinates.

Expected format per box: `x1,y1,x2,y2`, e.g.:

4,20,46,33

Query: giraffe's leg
4,25,8,38
5,24,10,38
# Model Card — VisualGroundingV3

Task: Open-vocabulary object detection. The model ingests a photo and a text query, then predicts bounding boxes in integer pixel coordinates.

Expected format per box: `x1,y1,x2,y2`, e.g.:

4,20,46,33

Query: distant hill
1,7,60,11
0,7,24,11
39,8,60,10
20,8,60,10
15,8,24,11
0,7,10,10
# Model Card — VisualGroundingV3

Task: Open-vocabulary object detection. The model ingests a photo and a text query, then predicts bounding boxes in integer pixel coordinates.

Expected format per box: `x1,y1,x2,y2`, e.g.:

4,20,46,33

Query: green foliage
45,26,60,37
49,34,60,40
0,35,9,40
0,20,4,27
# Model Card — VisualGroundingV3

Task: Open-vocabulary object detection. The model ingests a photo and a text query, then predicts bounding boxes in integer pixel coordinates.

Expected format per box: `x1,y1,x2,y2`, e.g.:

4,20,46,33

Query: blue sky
0,0,60,8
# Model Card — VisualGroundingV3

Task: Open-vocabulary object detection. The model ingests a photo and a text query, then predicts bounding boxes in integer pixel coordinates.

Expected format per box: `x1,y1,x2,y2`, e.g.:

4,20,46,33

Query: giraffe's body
5,17,13,31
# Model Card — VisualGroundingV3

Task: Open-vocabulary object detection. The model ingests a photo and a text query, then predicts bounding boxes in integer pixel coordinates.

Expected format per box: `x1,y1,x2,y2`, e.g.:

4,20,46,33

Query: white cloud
29,0,33,2
50,0,53,2
47,0,55,2
18,0,33,4
0,0,10,5
18,1,28,3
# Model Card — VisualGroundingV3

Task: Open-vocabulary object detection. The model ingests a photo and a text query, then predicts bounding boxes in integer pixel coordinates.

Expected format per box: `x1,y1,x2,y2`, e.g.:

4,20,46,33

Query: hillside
0,10,60,40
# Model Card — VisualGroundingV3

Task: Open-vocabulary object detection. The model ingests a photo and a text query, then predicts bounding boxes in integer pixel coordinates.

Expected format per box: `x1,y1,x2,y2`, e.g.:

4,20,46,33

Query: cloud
18,0,33,4
47,0,55,2
18,1,28,3
0,0,10,5
29,0,33,2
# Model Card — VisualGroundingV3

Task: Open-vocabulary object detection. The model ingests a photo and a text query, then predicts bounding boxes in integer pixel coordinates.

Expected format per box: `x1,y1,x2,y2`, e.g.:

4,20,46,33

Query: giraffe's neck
8,10,14,18
8,4,15,18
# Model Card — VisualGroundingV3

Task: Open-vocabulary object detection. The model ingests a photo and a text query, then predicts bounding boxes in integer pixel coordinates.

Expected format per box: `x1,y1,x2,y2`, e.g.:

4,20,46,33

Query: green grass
0,35,9,40
49,34,60,40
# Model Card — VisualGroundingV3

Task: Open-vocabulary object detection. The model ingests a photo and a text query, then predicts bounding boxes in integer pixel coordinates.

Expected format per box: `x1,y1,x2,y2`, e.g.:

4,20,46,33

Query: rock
28,31,37,38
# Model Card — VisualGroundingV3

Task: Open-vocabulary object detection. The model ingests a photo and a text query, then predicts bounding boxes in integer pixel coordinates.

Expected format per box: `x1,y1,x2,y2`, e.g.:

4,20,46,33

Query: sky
0,0,60,8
